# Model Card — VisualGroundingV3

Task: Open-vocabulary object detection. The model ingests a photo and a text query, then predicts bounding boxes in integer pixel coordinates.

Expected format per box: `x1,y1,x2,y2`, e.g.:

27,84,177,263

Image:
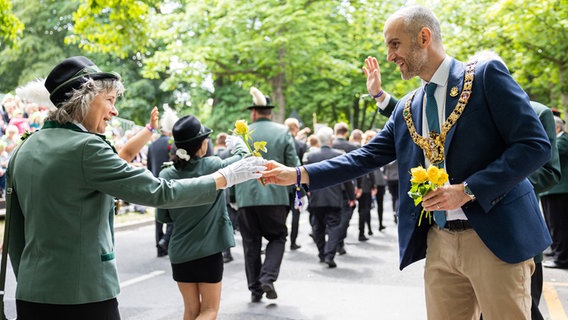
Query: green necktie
425,83,440,134
424,83,446,229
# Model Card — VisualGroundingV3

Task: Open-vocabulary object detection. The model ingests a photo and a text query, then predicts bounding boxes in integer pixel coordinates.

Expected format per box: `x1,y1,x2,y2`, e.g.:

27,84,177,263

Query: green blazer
235,118,300,207
541,132,568,195
528,101,561,194
8,122,217,304
156,141,248,264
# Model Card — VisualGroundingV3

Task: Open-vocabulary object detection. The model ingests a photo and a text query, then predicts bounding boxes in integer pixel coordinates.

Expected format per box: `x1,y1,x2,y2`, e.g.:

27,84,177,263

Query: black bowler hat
247,86,275,110
45,56,120,107
172,115,213,147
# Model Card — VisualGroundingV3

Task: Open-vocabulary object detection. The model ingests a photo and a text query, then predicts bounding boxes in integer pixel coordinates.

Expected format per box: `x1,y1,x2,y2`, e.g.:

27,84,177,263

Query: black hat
172,115,213,147
45,56,120,108
247,86,275,110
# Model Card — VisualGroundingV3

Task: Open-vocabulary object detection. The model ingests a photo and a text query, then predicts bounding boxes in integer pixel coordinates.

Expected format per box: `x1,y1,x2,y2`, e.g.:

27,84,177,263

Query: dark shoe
251,293,263,303
158,239,168,251
157,250,168,257
379,225,386,231
261,282,278,300
358,235,369,241
543,260,568,269
223,254,234,263
324,258,337,268
337,246,347,255
368,230,374,236
544,251,555,257
290,243,301,250
394,214,398,224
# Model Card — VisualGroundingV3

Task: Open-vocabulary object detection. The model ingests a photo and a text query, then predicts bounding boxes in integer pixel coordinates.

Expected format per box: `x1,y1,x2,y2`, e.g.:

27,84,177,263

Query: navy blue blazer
305,59,552,269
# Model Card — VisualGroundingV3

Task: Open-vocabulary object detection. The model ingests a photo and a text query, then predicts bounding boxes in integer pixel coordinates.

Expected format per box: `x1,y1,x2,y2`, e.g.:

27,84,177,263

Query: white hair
316,126,334,146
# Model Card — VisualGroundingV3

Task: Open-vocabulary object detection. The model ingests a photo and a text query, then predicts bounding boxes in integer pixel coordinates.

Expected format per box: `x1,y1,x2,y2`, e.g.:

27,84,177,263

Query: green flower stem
238,133,265,185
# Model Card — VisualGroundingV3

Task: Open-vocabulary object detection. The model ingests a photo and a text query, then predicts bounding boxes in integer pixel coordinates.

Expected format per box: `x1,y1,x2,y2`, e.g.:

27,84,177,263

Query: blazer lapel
412,88,427,166
443,59,466,153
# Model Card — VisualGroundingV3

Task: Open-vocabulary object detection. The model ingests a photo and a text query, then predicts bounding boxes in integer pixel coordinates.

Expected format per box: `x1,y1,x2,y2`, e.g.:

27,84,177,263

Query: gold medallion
403,61,477,165
450,86,459,97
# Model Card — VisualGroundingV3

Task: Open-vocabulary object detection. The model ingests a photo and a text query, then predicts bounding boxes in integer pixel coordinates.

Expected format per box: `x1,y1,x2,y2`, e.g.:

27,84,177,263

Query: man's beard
400,43,425,80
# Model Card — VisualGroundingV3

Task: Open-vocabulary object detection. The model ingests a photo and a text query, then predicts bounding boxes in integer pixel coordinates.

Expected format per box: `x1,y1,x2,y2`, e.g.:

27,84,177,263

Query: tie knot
425,82,437,96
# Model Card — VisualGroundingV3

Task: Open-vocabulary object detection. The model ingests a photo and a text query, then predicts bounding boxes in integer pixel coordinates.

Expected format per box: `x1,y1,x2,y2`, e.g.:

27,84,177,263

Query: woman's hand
149,106,159,130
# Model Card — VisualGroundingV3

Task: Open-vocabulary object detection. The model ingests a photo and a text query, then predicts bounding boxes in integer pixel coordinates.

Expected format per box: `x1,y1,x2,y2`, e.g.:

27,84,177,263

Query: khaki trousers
425,227,533,320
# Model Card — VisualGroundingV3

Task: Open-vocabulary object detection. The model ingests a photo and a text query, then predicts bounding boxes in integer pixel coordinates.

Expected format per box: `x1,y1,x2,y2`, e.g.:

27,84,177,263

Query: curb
114,218,155,232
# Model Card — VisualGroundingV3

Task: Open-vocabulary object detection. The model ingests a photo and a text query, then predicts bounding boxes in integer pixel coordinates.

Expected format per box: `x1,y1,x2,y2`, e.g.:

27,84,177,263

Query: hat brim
247,105,275,110
50,72,121,107
174,126,213,144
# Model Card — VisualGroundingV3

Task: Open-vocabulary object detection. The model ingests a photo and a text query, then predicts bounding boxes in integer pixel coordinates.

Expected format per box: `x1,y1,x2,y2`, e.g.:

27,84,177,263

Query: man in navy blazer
263,5,551,319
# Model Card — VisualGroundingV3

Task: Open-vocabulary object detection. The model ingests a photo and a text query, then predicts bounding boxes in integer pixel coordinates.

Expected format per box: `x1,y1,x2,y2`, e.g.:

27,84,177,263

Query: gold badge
450,86,459,97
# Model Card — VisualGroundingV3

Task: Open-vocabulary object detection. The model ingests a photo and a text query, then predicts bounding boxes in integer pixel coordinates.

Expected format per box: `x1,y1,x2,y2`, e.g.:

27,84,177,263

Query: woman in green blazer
8,56,266,320
157,115,248,320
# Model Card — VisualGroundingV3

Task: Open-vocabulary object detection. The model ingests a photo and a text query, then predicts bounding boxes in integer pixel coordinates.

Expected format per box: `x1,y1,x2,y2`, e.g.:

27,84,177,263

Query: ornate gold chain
403,60,478,165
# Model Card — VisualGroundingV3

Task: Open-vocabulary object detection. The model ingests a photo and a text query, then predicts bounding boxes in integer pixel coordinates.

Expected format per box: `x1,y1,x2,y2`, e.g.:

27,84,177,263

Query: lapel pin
450,86,459,97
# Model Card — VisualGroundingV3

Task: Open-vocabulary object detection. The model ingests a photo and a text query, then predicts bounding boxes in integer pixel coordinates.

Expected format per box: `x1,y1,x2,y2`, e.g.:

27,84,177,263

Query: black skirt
16,298,120,320
172,252,224,283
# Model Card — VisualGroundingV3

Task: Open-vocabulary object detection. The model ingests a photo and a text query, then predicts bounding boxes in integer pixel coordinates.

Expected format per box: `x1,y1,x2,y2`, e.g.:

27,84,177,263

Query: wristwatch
463,182,476,201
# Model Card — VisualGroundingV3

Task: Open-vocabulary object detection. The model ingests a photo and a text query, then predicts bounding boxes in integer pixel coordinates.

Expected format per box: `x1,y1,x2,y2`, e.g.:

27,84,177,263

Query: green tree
439,0,568,116
0,0,23,49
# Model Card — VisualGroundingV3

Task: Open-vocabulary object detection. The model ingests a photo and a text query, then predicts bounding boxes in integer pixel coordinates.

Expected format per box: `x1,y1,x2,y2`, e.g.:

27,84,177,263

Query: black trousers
541,194,568,265
16,298,120,320
288,192,301,245
375,186,386,227
238,205,288,295
358,193,372,235
337,193,355,249
386,180,399,214
155,221,173,255
311,206,341,261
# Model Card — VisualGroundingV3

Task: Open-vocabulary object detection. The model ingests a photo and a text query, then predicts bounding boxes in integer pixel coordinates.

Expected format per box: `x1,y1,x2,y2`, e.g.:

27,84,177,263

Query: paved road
3,194,568,319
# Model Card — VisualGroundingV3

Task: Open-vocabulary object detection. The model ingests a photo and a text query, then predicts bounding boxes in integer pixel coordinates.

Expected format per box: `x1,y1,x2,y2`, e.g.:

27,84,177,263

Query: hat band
174,125,209,144
49,66,117,103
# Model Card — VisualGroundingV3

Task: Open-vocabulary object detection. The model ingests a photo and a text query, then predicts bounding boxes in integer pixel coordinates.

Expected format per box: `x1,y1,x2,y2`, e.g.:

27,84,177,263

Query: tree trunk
559,64,568,118
270,47,287,123
270,73,286,123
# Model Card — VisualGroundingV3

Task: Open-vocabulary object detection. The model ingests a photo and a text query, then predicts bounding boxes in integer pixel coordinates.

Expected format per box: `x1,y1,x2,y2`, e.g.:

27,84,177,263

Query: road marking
544,282,568,320
120,270,165,288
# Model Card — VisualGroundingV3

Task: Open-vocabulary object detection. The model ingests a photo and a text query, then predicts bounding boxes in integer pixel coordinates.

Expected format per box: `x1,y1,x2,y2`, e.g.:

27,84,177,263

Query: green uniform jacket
156,141,248,264
8,123,217,304
235,118,300,207
541,132,568,195
529,102,561,194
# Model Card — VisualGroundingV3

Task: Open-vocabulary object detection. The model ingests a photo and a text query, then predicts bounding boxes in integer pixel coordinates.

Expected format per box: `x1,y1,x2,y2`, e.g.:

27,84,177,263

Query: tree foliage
0,0,566,132
0,0,23,48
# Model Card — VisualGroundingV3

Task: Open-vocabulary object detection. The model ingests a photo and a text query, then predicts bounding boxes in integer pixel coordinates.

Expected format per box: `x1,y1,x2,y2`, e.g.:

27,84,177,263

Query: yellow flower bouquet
407,165,449,226
232,120,267,157
231,119,267,184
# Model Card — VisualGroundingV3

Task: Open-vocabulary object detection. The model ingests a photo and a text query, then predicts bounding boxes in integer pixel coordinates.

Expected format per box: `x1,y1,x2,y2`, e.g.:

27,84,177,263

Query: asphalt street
2,194,568,319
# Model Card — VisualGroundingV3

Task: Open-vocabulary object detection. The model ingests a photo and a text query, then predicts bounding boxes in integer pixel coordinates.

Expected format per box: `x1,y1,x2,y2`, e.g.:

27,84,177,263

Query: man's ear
418,27,431,48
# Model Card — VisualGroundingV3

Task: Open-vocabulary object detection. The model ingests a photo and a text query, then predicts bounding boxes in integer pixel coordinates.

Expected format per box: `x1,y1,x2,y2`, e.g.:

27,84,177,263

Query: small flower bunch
407,165,449,226
231,119,267,184
232,120,267,157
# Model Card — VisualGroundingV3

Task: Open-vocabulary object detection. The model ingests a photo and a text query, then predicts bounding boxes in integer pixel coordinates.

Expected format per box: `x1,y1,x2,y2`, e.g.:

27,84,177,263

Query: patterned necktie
424,83,446,229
